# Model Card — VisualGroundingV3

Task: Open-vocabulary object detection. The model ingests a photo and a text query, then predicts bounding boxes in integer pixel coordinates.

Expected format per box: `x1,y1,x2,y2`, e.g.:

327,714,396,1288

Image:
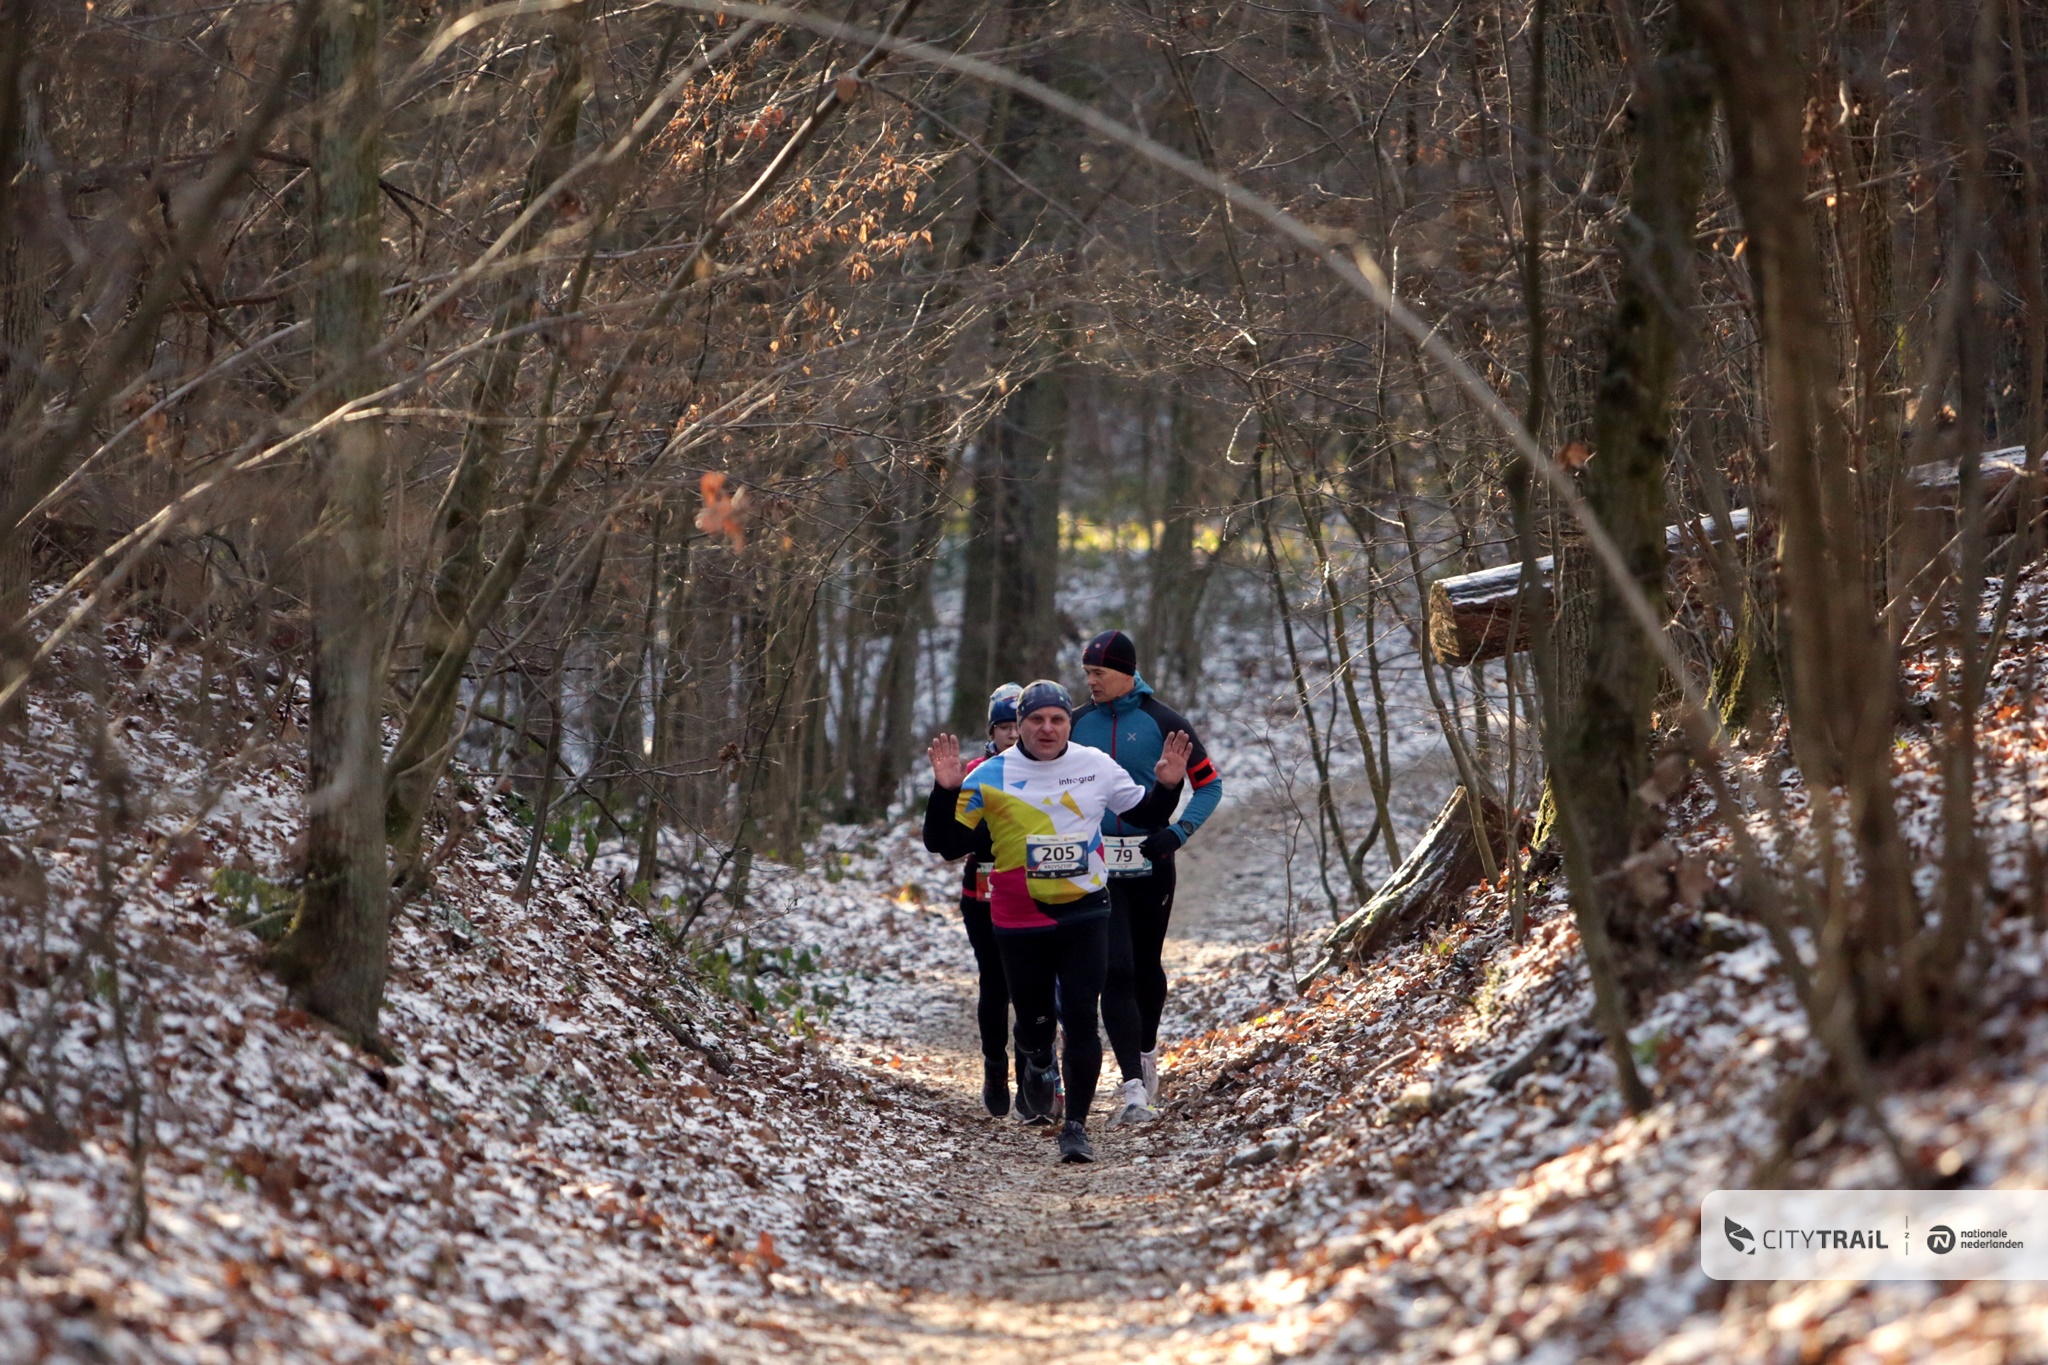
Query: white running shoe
1140,1047,1160,1107
1107,1076,1157,1127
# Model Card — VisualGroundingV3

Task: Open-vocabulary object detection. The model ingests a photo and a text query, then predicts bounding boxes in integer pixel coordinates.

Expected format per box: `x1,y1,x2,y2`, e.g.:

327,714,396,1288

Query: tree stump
1296,786,1512,990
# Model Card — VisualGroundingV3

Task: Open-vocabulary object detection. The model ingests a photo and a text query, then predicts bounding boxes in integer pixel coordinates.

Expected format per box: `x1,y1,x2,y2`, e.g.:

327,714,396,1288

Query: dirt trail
764,793,1309,1362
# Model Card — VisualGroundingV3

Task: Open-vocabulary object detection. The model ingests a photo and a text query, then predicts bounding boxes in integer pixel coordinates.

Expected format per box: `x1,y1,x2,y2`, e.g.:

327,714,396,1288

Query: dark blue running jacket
1070,675,1223,850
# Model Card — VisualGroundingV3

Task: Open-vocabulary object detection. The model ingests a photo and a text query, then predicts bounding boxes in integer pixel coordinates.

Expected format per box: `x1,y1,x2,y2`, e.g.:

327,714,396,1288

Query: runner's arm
1154,749,1222,851
921,781,976,859
1141,703,1223,851
1117,775,1184,828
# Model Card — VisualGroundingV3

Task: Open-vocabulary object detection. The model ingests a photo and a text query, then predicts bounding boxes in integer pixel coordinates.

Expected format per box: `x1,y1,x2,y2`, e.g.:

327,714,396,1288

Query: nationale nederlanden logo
1927,1225,1957,1255
1725,1219,1757,1255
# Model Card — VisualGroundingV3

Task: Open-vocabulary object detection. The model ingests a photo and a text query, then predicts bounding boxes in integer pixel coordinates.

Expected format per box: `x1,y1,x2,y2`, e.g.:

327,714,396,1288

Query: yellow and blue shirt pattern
955,742,1151,930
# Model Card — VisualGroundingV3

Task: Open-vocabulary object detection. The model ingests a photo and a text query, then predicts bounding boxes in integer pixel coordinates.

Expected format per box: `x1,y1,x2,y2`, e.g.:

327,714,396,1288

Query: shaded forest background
0,0,2043,1141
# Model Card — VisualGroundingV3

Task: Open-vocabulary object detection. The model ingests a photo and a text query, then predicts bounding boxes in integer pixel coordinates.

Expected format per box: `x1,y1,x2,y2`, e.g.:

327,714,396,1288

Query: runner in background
921,683,1024,1118
1071,629,1224,1127
925,681,1190,1163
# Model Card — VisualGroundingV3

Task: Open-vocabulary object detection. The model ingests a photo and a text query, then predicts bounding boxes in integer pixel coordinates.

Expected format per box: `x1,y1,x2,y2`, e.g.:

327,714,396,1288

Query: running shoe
1106,1076,1158,1128
1140,1047,1160,1108
1017,1051,1057,1126
1058,1120,1096,1164
982,1056,1010,1118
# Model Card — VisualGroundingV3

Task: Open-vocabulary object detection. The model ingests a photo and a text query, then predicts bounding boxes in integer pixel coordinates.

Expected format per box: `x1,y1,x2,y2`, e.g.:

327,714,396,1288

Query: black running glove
1139,829,1181,861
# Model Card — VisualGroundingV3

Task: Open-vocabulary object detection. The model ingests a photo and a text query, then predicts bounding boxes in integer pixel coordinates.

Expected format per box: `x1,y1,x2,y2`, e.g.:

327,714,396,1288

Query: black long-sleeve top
923,762,995,901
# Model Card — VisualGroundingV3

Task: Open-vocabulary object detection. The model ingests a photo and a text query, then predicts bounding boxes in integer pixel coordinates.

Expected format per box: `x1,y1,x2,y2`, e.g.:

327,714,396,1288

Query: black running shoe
1017,1051,1057,1125
982,1056,1010,1117
1058,1120,1095,1164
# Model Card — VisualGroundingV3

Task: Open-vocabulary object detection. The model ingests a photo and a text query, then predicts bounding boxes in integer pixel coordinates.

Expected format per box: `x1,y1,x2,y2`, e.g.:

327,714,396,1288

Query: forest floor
13,587,2048,1361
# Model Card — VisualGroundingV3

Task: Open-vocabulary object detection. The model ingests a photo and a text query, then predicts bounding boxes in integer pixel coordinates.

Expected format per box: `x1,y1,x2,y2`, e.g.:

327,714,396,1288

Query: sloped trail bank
11,616,2048,1361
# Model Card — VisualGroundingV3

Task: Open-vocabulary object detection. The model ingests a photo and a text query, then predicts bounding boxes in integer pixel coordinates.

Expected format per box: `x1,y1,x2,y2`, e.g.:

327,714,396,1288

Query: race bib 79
1102,834,1153,878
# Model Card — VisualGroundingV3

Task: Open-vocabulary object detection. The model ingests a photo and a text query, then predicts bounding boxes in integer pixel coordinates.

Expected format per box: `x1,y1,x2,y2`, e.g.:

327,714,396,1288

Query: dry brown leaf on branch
695,470,749,550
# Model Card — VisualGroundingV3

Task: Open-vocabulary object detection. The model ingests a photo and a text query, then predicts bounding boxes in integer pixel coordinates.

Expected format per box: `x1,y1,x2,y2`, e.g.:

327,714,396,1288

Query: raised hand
927,732,965,789
1155,730,1192,787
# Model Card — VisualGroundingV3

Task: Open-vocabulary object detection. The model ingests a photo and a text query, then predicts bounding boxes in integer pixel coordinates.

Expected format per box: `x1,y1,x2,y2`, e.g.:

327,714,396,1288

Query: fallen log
1486,1018,1577,1092
637,993,735,1076
1426,508,1752,666
1296,786,1509,991
1426,446,2041,665
1905,444,2035,532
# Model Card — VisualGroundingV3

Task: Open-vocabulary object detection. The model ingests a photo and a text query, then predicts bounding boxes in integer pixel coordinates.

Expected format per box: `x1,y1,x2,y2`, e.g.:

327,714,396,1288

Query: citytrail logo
1703,1190,2048,1281
1754,1225,1893,1251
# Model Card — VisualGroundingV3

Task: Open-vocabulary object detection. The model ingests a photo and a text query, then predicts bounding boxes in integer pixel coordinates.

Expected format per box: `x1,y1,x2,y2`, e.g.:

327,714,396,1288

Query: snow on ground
10,570,2048,1362
0,618,992,1362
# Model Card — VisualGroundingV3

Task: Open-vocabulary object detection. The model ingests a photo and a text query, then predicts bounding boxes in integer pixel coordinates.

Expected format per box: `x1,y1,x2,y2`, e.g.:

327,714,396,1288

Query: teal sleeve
1171,768,1223,845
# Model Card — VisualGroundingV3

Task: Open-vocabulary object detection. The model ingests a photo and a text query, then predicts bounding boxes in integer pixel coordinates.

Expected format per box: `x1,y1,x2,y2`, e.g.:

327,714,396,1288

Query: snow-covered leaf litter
1061,577,2048,1361
0,622,983,1362
11,573,2048,1363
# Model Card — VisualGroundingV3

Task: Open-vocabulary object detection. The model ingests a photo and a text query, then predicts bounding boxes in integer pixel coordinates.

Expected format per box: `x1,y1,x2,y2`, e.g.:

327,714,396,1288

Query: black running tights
958,898,1011,1066
995,916,1108,1124
1103,865,1175,1080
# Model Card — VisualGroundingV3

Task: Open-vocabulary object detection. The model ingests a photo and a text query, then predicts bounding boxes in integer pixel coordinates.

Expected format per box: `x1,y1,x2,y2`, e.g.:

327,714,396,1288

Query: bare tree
272,0,393,1047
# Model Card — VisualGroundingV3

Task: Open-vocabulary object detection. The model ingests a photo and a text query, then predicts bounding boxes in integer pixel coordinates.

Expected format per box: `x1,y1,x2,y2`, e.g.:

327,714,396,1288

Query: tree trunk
1686,0,1925,1044
273,0,390,1049
949,364,1067,733
1552,8,1714,933
634,515,694,899
0,0,38,668
1147,395,1203,701
1536,11,1716,1113
852,449,947,817
1540,0,1626,451
386,4,589,876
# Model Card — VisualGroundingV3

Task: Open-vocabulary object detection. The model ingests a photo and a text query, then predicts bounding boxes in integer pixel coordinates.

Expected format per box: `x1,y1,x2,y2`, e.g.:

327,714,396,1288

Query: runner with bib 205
1071,629,1223,1127
925,680,1190,1164
921,683,1024,1119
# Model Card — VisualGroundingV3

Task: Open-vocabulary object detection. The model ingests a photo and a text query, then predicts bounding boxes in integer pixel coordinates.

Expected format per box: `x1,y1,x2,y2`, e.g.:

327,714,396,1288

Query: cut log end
1428,562,1550,667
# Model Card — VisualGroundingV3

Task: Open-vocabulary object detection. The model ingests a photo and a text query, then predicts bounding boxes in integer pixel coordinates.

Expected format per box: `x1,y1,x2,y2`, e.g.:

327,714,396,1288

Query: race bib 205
1024,836,1089,879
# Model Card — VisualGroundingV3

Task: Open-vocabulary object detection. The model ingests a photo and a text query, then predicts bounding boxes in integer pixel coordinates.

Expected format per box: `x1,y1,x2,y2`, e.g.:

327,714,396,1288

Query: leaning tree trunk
1543,13,1716,1113
273,0,390,1048
1298,786,1510,989
386,4,589,879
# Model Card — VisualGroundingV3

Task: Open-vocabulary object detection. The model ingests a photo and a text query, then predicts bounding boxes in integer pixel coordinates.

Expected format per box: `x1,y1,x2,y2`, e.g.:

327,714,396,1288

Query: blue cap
1016,679,1073,720
987,682,1023,730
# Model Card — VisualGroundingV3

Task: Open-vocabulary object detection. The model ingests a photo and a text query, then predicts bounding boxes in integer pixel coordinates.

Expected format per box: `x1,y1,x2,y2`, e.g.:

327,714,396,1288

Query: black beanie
1082,629,1137,676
